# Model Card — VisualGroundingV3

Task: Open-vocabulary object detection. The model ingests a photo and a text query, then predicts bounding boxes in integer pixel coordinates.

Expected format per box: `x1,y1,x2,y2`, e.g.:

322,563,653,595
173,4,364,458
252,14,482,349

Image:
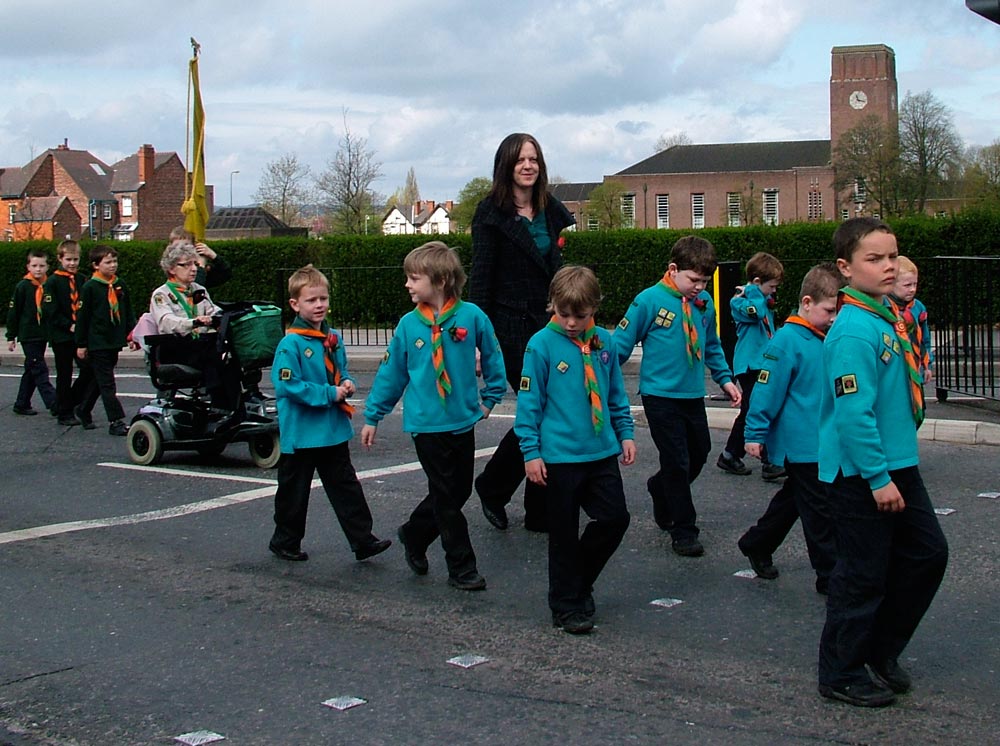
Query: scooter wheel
127,419,164,466
249,431,281,469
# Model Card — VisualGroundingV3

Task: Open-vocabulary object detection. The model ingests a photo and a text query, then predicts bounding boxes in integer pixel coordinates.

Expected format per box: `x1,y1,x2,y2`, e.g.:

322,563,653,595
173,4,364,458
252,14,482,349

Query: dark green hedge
3,209,997,331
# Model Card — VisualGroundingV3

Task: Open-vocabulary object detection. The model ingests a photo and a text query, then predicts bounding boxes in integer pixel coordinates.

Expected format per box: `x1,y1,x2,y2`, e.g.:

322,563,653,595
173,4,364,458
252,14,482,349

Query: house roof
616,140,832,176
413,204,449,226
37,147,116,200
0,167,29,197
550,182,601,203
110,151,178,192
13,196,70,222
206,207,290,231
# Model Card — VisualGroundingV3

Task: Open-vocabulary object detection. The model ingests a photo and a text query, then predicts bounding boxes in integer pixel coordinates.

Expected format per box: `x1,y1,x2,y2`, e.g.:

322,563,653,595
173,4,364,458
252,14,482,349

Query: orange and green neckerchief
546,317,604,434
90,271,121,324
839,287,924,427
284,317,354,416
784,314,826,340
55,270,79,322
23,272,47,323
658,271,701,366
414,298,461,406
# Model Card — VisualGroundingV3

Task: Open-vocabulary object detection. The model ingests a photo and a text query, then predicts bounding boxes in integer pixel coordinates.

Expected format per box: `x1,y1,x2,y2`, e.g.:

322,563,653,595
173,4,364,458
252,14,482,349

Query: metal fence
930,256,1000,402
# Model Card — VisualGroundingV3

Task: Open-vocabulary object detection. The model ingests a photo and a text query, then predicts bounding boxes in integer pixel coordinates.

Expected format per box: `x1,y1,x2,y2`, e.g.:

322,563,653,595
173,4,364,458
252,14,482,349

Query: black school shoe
552,611,594,635
717,452,751,475
818,680,895,707
12,405,37,416
447,572,487,591
646,476,674,530
269,543,309,561
108,420,129,436
481,500,509,531
74,406,96,430
761,462,787,481
869,659,912,694
354,537,392,561
397,526,428,576
738,538,779,579
671,537,705,557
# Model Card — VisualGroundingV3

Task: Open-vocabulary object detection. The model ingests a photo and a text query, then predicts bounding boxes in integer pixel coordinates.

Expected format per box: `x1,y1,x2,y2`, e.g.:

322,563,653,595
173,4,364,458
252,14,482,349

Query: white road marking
0,447,498,546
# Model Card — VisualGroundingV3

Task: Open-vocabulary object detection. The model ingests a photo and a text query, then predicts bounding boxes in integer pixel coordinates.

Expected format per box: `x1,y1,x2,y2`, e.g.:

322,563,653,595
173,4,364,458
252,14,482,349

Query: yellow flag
182,45,209,241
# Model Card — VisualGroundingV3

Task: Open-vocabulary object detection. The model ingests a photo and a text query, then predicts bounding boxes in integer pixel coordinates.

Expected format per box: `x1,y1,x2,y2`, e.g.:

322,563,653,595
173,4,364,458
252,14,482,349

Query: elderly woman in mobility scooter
125,241,281,467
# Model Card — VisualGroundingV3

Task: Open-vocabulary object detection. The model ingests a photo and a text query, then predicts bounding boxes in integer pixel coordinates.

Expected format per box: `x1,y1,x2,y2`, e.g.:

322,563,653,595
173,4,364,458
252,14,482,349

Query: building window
7,205,14,225
587,215,599,231
655,194,669,229
807,190,822,221
102,203,112,220
853,178,867,204
691,193,705,229
121,196,133,218
90,203,97,219
841,209,850,221
621,193,635,228
727,192,741,227
762,189,779,226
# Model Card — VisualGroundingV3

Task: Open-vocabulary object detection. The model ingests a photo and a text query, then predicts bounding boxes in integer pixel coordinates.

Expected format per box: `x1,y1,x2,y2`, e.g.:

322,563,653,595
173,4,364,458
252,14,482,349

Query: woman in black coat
469,133,575,532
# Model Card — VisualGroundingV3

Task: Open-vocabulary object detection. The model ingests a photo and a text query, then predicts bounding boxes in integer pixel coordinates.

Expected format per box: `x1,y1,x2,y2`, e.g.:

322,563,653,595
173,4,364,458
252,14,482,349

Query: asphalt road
1,367,998,745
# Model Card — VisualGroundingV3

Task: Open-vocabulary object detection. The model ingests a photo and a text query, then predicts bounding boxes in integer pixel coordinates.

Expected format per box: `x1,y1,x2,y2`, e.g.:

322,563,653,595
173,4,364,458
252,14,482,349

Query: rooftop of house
12,196,72,222
550,182,602,203
206,207,290,231
110,151,178,192
616,140,832,176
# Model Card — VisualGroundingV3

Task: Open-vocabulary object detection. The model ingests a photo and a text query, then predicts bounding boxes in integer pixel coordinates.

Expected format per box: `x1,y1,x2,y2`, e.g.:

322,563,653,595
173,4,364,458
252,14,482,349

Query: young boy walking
74,246,137,435
613,236,740,557
719,251,785,480
43,240,94,426
362,242,507,591
738,264,843,590
515,266,634,634
817,217,948,708
889,255,933,384
6,248,57,417
268,265,391,564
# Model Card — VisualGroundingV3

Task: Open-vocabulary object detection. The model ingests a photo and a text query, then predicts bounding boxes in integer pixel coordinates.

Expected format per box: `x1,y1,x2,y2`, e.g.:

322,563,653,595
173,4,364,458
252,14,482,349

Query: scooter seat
156,363,203,387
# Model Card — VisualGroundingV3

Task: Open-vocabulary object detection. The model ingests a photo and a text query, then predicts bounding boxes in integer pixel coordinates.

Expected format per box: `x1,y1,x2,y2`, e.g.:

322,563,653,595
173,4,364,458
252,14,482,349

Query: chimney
445,200,454,212
138,144,155,183
57,138,69,150
427,200,435,213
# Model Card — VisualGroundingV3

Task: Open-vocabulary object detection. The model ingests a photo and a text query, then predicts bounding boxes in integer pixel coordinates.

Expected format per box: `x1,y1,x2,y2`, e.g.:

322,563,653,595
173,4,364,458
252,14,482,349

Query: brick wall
133,154,186,241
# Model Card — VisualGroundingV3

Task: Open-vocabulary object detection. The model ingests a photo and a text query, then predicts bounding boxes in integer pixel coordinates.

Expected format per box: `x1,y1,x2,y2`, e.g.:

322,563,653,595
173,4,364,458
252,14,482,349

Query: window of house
90,203,97,219
763,189,779,226
655,194,669,229
121,196,133,218
841,209,850,221
8,205,15,225
102,203,112,220
854,178,867,204
691,193,705,229
621,193,635,229
808,190,822,221
727,193,741,227
587,215,599,231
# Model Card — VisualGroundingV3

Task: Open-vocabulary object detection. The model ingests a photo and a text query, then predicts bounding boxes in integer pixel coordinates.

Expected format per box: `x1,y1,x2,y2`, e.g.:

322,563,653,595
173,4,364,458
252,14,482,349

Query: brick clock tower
830,44,898,151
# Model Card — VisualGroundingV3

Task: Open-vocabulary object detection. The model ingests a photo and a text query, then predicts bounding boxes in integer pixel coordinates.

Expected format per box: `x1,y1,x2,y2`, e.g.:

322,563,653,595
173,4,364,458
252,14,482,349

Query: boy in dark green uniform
42,240,93,426
75,246,138,435
6,249,57,416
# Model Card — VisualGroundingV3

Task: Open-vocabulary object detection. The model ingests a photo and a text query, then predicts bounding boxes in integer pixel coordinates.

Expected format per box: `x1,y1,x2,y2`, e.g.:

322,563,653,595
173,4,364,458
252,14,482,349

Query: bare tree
314,114,384,234
898,90,963,213
832,115,900,217
253,153,312,225
964,140,1000,204
387,167,421,211
654,131,692,153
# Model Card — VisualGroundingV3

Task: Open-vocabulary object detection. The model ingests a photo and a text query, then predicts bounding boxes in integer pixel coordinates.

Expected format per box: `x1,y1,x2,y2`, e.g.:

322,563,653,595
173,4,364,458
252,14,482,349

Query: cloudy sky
2,1,998,210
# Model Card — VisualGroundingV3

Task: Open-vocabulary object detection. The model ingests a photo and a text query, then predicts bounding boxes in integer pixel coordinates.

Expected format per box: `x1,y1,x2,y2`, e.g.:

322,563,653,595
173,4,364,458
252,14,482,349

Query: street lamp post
229,170,240,208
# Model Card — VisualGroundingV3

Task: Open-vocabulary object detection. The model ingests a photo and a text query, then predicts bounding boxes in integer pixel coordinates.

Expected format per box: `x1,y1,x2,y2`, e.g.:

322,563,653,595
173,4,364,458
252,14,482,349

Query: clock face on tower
849,90,869,110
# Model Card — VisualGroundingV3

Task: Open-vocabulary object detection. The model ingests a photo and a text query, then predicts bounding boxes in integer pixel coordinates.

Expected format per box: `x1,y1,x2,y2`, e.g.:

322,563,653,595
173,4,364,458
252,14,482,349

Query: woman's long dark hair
489,132,549,215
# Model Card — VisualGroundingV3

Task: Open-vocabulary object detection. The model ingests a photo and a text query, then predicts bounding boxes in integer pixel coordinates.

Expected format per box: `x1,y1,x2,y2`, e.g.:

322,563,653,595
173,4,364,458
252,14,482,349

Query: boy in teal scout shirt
74,245,137,435
816,217,948,708
6,248,57,416
719,251,784,480
738,264,843,590
43,240,93,425
268,264,391,564
612,235,740,558
362,242,506,592
514,266,634,635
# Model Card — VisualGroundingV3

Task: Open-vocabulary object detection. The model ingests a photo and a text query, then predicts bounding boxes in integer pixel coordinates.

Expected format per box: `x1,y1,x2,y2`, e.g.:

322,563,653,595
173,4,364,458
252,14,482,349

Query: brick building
1,141,194,242
558,44,899,230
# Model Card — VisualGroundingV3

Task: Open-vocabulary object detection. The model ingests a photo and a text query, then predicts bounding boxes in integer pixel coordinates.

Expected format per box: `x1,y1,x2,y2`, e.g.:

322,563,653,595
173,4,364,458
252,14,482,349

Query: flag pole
182,38,208,241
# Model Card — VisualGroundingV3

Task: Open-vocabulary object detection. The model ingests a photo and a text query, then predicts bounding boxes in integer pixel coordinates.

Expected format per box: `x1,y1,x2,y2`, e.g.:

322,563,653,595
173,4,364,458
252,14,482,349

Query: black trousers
725,370,767,461
818,466,948,688
406,430,478,579
14,339,56,411
270,442,376,553
739,461,837,587
78,349,125,423
546,457,630,615
51,340,93,418
474,336,546,524
642,396,711,541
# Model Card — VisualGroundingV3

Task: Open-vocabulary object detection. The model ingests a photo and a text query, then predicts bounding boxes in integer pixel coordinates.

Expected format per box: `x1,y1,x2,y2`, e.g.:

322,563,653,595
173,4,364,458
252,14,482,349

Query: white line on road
0,447,498,546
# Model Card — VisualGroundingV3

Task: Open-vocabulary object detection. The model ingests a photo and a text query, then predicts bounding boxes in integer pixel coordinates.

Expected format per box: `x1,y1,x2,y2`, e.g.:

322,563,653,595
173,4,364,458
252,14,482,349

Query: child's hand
76,347,88,360
722,382,742,408
475,348,482,378
620,439,636,466
479,404,491,419
525,458,547,486
194,242,217,260
341,379,356,396
745,442,763,460
127,340,140,351
334,383,351,402
873,481,905,512
924,367,934,384
6,341,14,352
360,424,377,448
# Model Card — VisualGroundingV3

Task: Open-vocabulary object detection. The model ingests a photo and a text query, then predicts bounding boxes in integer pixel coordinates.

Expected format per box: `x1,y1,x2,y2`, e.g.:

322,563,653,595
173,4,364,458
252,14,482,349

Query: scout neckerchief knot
23,272,46,323
546,316,604,434
285,318,354,416
659,271,702,366
840,287,924,427
415,298,460,406
784,314,826,340
895,299,931,369
55,270,79,322
166,281,199,337
91,270,121,324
